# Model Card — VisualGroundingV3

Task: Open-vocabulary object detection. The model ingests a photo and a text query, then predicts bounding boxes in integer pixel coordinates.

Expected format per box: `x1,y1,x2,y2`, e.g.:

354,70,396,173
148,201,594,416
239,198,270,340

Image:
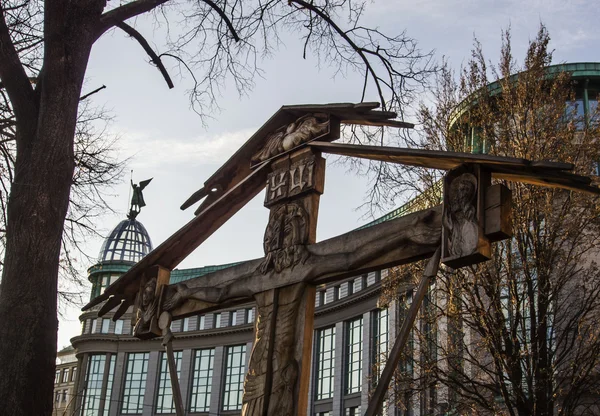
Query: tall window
222,344,247,411
345,317,363,394
62,368,70,383
230,310,238,326
55,370,61,383
189,348,215,412
121,352,149,414
156,351,182,414
91,319,97,334
103,355,116,416
315,326,336,400
372,308,389,381
214,313,222,329
198,315,206,330
81,354,106,415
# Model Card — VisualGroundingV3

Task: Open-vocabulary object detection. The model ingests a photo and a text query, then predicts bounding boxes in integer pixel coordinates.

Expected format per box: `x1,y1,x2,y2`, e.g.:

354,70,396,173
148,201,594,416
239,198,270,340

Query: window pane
156,351,182,414
316,326,336,400
372,308,389,381
246,308,254,324
115,319,124,335
189,349,215,412
121,352,149,414
103,355,116,416
345,317,363,394
81,354,106,415
222,345,247,411
101,318,110,334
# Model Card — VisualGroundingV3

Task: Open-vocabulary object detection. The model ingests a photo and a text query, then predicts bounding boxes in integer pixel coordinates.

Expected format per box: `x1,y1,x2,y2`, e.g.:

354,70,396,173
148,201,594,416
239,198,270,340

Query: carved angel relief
258,203,309,274
252,114,329,163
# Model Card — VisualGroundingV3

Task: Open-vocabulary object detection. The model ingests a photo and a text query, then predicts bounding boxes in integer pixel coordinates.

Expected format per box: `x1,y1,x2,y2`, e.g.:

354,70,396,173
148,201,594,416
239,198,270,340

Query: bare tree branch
115,22,175,89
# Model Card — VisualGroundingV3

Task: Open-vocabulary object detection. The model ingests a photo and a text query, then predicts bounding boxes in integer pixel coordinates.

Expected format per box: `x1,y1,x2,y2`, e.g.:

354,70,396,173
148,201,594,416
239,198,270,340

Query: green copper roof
88,263,133,277
170,262,243,284
451,61,600,127
357,182,442,230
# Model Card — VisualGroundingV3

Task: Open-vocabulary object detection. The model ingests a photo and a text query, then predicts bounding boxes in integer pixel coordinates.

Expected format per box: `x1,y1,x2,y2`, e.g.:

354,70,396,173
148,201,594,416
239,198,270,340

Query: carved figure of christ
160,203,442,416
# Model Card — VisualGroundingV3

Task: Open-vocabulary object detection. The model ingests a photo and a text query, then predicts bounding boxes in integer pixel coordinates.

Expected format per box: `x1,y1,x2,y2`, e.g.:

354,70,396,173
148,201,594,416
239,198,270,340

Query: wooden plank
308,141,572,170
484,184,513,242
308,142,600,195
340,119,414,129
164,340,185,416
180,103,405,213
83,162,270,311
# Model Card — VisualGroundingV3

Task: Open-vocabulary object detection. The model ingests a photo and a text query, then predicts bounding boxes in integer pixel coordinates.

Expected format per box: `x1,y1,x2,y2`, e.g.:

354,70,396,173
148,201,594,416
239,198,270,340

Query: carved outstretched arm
304,209,441,281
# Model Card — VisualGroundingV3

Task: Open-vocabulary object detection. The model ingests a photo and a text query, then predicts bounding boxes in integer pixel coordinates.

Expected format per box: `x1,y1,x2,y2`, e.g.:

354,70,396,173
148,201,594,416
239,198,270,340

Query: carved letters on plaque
264,154,323,206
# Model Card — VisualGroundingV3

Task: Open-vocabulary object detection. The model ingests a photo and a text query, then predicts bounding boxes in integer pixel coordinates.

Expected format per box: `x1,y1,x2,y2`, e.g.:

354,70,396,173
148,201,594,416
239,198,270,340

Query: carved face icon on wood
141,277,157,308
446,173,479,258
134,277,158,336
259,203,309,273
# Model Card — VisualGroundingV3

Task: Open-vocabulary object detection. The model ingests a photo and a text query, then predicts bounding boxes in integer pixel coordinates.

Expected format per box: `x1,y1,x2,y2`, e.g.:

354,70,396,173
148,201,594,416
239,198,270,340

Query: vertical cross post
242,147,325,416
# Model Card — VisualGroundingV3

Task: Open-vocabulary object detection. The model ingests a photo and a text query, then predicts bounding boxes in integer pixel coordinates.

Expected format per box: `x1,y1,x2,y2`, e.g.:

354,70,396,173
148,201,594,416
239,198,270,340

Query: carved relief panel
252,114,330,164
441,164,491,268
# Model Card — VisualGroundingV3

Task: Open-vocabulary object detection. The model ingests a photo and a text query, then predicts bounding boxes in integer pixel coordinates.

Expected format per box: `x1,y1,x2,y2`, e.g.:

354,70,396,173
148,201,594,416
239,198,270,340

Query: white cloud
115,127,256,169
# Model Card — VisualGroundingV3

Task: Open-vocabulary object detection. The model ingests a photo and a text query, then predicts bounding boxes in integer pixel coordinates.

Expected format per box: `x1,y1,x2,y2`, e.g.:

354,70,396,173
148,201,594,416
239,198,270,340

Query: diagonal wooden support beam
364,247,441,416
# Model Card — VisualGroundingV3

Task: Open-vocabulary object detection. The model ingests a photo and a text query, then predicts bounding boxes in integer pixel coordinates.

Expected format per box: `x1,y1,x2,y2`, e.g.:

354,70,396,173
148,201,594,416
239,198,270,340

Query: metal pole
364,247,441,416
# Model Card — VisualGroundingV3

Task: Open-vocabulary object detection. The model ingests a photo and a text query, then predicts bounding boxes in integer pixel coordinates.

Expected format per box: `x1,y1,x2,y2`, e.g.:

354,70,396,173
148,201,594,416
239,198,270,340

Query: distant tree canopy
0,1,433,414
381,26,600,416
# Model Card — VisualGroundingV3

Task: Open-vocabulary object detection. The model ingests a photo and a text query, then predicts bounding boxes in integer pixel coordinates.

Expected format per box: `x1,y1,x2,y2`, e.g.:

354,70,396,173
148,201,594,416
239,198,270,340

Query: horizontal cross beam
169,206,442,319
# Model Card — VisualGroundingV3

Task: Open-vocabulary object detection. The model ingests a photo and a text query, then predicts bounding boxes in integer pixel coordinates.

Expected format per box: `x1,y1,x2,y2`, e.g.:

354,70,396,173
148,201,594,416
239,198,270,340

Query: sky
57,0,600,348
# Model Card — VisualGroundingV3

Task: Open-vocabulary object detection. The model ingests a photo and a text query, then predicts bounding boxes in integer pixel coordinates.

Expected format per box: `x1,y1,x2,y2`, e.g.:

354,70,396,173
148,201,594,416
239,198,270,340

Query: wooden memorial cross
84,102,600,416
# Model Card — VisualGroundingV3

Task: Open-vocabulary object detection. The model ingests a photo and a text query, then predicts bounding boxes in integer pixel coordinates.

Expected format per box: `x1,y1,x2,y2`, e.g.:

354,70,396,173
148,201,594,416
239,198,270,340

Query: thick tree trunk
0,2,101,413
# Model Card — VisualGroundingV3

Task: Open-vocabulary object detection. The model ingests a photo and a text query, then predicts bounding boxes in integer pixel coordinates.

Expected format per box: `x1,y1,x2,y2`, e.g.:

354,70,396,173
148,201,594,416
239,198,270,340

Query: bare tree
380,26,600,416
0,0,433,414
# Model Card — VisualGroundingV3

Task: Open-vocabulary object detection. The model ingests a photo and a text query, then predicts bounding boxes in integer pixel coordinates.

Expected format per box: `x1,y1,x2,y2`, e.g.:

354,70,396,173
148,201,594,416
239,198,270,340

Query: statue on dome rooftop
128,178,153,220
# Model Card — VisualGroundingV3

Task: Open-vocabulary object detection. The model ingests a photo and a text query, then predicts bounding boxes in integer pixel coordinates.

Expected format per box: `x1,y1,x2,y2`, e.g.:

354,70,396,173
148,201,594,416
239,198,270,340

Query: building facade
54,346,79,416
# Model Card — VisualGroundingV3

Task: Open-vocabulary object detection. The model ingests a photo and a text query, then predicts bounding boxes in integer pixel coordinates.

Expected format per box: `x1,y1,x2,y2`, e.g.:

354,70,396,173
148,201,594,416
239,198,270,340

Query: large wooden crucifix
84,102,600,416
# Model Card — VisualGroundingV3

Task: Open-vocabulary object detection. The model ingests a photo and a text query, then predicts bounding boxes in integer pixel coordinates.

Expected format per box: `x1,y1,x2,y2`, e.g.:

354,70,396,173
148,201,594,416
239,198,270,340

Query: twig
79,85,106,101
